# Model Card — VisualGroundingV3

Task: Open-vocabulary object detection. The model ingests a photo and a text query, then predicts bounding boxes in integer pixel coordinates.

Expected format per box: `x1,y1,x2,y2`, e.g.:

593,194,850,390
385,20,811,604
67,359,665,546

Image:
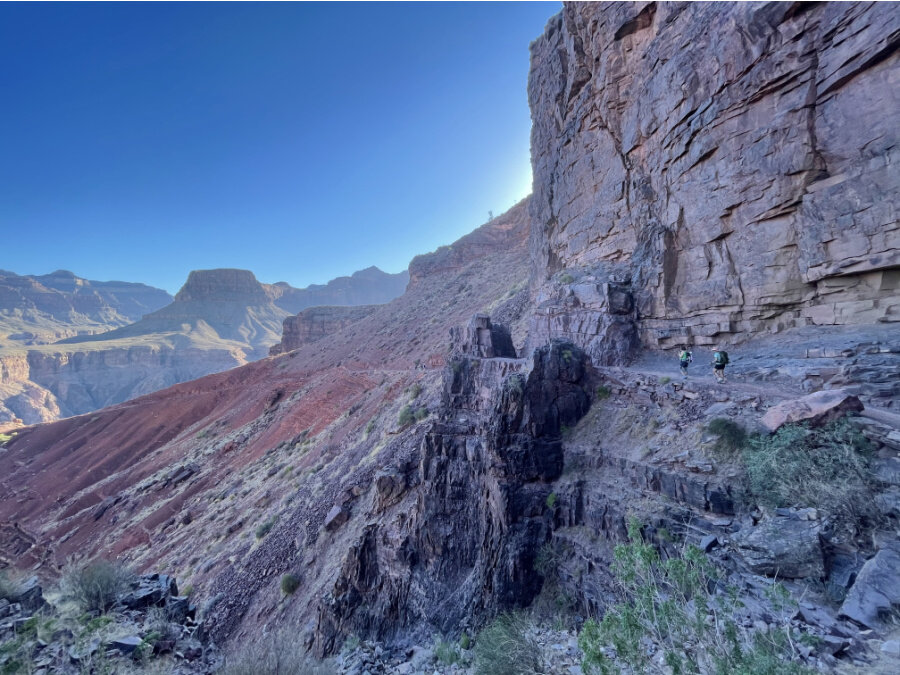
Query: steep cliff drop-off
528,1,899,360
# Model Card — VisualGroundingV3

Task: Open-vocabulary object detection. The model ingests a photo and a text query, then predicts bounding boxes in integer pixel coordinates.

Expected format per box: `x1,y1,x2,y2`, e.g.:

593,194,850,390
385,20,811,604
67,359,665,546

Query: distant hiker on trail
712,348,730,383
678,346,693,379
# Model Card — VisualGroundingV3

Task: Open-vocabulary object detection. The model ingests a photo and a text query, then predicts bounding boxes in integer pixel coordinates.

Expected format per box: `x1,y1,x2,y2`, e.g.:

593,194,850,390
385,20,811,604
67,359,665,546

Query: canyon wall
269,305,380,355
528,1,899,352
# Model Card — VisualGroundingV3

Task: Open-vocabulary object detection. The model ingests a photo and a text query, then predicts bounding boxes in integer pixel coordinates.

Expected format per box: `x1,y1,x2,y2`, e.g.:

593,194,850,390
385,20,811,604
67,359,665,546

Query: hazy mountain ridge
0,269,173,348
0,267,408,426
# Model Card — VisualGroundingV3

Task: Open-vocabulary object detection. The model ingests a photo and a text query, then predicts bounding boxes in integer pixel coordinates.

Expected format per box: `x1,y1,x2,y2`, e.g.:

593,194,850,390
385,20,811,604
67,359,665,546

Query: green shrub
255,515,278,539
398,405,415,427
595,385,611,400
559,273,575,284
0,432,15,446
281,574,300,595
409,383,422,399
659,376,671,385
474,612,543,675
63,559,134,613
545,492,558,509
460,632,471,650
434,639,462,665
744,419,875,525
706,417,748,455
399,405,427,426
578,518,813,675
365,419,376,436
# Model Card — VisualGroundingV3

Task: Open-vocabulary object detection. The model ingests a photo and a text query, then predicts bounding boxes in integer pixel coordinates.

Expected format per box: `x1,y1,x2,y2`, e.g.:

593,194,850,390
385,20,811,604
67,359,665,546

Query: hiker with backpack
678,345,693,379
712,348,730,383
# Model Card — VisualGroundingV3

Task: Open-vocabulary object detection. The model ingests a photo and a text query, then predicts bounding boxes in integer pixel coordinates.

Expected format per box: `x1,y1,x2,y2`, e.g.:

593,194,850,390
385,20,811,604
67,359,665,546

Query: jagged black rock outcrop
311,329,595,656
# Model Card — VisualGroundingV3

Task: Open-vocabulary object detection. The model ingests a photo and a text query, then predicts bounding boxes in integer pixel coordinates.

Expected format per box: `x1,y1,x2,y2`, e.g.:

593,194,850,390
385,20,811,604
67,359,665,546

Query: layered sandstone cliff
529,1,899,354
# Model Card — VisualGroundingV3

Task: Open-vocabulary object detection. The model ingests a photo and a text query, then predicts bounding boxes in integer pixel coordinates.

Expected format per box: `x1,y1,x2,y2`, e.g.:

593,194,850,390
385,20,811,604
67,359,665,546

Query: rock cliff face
269,306,380,356
529,1,899,351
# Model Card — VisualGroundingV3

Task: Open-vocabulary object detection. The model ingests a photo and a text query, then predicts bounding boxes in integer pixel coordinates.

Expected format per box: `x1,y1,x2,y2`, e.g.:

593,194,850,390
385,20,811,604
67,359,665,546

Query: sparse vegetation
398,405,415,427
706,417,748,455
280,573,300,595
0,432,15,445
365,419,376,436
434,638,463,665
545,492,558,509
62,559,134,613
408,383,422,399
561,348,574,364
255,515,278,539
594,385,611,400
744,419,876,526
399,405,428,427
578,518,814,675
474,612,544,675
460,632,472,650
559,272,575,284
659,376,671,384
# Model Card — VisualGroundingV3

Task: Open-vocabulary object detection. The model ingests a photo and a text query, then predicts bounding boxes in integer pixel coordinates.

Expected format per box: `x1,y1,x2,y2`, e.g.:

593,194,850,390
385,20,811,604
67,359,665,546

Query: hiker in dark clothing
678,345,693,379
712,348,730,383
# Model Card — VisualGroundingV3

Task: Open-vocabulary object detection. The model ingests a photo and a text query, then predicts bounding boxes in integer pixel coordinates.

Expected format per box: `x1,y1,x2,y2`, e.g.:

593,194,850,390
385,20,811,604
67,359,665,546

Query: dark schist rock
450,314,517,358
731,516,825,579
840,545,900,628
311,323,597,657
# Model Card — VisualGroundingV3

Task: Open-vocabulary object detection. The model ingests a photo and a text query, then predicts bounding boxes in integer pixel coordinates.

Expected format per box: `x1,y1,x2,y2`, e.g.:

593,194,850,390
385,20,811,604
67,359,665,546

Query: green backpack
714,351,729,366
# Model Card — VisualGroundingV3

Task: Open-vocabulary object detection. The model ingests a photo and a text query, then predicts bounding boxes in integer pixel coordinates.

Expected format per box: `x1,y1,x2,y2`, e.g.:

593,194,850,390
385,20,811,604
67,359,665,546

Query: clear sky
0,1,560,294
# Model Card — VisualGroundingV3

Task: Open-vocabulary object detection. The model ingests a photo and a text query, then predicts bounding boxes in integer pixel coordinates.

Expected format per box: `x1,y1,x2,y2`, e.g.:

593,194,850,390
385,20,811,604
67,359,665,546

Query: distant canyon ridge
0,266,408,426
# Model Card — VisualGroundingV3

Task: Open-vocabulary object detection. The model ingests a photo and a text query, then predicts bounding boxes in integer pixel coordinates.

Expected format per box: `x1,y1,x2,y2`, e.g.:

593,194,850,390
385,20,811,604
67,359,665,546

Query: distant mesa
174,269,270,304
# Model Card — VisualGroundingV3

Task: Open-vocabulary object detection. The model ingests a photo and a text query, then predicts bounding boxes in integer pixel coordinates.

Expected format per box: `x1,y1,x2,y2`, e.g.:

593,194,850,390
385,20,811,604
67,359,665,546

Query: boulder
324,505,350,532
15,576,47,612
840,546,900,628
121,585,163,610
760,389,864,432
108,636,142,655
732,517,824,578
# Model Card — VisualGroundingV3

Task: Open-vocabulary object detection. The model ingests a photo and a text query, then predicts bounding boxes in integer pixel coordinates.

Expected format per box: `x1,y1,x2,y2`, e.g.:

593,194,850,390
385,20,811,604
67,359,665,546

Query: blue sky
0,2,559,294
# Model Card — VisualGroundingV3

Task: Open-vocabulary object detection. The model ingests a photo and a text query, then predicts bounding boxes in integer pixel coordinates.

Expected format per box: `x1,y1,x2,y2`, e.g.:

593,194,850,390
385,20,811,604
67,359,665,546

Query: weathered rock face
310,334,595,656
449,314,517,358
528,2,899,350
269,305,380,356
732,515,825,579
